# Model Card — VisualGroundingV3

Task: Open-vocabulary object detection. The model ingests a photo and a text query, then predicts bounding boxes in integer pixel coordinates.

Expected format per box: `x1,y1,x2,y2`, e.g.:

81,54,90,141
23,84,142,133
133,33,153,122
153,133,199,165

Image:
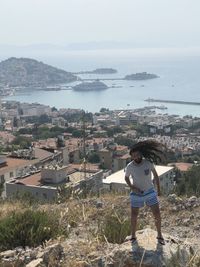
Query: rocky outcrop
0,57,78,87
108,229,195,267
0,243,63,267
167,194,200,211
0,229,198,267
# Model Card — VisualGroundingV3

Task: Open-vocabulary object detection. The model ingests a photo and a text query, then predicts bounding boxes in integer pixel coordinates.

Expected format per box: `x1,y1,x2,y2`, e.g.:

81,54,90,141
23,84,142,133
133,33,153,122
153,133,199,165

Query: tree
115,136,136,148
18,128,32,135
101,126,123,137
88,152,100,163
100,107,109,113
11,136,32,149
72,129,84,138
38,114,51,124
13,117,18,127
57,136,65,148
51,106,58,112
132,123,149,136
176,165,200,196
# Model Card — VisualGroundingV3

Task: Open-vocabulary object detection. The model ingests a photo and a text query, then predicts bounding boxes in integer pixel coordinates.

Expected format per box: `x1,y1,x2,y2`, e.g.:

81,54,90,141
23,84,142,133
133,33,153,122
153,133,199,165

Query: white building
103,165,175,195
21,103,51,116
6,165,103,201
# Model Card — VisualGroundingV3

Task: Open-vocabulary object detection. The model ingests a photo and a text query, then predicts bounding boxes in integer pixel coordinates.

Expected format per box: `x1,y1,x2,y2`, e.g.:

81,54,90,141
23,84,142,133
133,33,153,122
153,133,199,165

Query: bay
2,48,200,117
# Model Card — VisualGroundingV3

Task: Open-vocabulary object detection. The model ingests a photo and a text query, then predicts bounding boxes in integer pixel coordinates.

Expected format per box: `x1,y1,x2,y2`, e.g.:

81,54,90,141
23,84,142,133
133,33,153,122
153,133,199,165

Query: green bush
0,209,65,251
176,165,200,196
99,209,131,244
88,152,100,163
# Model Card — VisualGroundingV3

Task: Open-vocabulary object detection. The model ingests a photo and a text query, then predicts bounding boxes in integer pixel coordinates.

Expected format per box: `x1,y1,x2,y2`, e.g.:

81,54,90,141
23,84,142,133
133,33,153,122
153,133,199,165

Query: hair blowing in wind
129,140,167,164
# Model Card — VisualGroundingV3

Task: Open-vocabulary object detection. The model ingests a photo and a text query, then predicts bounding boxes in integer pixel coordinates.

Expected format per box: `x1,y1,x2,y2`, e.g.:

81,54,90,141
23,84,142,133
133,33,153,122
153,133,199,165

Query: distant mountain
0,57,78,87
124,72,159,80
73,81,108,91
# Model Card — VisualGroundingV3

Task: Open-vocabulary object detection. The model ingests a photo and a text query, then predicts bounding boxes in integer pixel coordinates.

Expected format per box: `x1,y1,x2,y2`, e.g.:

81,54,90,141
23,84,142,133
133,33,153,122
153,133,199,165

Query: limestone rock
95,200,103,208
42,243,63,266
26,258,43,267
108,229,191,267
167,194,183,205
0,250,16,258
188,196,197,203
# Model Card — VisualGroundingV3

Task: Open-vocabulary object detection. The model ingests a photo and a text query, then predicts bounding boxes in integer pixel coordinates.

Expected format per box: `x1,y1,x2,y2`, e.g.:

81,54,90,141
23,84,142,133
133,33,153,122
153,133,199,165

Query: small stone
183,218,190,226
90,257,105,267
167,194,177,203
15,246,24,253
190,214,195,220
194,225,200,230
43,243,63,265
171,206,178,212
26,258,43,267
0,250,16,258
188,196,197,203
36,251,45,259
95,200,103,208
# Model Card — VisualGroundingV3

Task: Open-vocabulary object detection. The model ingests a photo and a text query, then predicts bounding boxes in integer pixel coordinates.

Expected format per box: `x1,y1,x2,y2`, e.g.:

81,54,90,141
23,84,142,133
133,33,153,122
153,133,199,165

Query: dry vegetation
0,193,200,266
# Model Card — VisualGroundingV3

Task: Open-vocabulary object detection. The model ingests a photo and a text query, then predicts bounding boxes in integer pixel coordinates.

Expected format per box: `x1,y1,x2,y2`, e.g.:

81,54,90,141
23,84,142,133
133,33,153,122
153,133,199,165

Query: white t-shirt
125,159,155,191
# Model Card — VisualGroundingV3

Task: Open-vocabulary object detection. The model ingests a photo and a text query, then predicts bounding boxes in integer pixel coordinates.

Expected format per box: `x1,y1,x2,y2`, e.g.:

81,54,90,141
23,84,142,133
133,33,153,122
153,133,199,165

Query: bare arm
125,176,142,193
152,167,161,196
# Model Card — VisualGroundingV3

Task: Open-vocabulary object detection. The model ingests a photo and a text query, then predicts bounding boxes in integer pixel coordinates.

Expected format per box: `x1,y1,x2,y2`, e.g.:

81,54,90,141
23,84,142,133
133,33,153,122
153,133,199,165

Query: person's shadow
131,240,165,266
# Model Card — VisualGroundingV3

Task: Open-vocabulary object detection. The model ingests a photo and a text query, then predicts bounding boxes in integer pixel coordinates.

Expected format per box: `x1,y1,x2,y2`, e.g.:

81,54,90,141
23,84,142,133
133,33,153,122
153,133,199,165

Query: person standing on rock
125,140,166,245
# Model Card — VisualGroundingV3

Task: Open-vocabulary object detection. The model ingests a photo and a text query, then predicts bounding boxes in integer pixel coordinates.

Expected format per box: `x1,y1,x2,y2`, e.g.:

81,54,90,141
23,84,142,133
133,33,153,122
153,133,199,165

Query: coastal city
1,1,200,266
0,99,199,201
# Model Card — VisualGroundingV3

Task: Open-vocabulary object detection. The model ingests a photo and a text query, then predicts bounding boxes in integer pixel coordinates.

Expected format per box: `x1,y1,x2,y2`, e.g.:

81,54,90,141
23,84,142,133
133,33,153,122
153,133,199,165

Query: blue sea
2,47,200,117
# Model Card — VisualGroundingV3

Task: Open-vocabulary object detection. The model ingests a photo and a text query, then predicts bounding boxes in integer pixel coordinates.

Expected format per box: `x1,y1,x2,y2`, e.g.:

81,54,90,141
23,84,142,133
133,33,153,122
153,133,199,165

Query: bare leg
131,207,139,238
149,204,163,238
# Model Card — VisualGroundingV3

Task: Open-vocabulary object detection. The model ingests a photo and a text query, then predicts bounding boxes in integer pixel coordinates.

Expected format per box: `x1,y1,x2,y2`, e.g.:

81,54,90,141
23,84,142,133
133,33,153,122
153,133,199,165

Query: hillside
0,194,199,266
0,57,78,87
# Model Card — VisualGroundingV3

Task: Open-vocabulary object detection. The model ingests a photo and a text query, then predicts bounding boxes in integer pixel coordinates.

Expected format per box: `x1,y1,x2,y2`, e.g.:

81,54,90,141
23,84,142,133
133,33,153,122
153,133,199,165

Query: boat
156,105,168,110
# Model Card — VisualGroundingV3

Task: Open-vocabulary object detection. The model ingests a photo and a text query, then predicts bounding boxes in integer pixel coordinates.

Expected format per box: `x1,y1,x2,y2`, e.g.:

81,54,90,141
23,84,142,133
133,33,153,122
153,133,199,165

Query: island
124,72,159,80
74,68,117,75
0,57,78,88
73,81,108,91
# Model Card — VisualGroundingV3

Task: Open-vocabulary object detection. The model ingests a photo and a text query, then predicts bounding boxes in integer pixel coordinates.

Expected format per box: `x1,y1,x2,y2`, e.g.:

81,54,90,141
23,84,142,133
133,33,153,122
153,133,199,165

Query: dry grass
60,239,107,267
1,194,200,239
0,193,200,267
61,260,89,267
0,199,25,219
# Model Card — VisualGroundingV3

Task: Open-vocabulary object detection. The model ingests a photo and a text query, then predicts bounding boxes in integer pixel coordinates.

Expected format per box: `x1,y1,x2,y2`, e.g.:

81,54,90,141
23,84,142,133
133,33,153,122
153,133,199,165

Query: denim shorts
130,188,159,208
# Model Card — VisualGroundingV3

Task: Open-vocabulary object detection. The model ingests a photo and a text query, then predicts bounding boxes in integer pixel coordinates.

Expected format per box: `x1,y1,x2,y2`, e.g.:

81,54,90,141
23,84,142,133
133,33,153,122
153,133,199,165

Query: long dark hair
129,140,166,163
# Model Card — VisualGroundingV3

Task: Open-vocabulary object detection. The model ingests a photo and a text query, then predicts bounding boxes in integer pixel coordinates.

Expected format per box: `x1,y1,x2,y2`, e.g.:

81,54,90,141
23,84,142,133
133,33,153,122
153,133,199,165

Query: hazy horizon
1,0,200,48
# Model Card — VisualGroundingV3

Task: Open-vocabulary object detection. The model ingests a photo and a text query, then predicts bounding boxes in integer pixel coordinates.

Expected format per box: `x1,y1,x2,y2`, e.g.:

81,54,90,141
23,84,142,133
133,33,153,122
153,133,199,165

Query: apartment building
6,164,103,201
99,144,130,172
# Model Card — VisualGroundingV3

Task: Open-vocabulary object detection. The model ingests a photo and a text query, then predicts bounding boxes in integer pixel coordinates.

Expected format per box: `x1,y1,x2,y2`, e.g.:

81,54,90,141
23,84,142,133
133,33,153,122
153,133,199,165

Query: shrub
88,152,100,163
0,209,65,251
176,165,200,196
98,209,131,244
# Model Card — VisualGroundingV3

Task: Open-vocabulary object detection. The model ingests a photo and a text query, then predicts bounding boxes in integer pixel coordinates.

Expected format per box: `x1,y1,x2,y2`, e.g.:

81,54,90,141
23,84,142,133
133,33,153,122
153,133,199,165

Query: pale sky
0,0,200,47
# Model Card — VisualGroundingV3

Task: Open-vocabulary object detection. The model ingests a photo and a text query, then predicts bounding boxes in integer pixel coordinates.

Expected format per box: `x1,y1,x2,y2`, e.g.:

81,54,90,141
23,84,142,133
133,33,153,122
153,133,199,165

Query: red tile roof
170,162,193,172
34,148,54,161
0,157,35,174
15,172,42,186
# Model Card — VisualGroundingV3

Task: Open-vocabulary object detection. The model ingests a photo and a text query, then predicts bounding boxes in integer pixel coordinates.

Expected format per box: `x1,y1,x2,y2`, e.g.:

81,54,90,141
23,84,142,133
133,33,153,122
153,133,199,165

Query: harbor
145,98,200,106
